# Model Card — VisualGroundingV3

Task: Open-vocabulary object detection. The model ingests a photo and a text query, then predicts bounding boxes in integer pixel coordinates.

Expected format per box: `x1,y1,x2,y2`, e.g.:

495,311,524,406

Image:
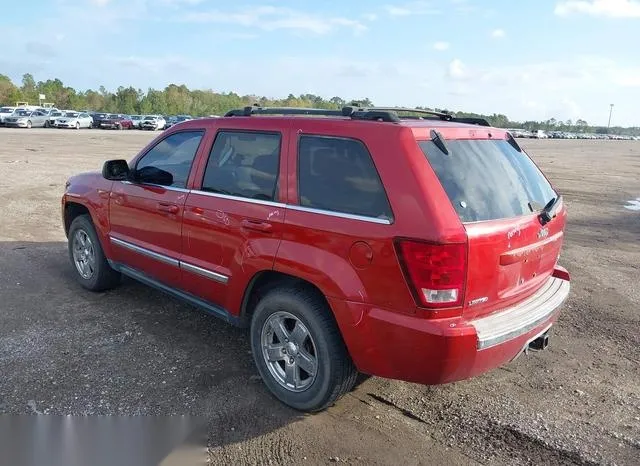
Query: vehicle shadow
0,241,367,453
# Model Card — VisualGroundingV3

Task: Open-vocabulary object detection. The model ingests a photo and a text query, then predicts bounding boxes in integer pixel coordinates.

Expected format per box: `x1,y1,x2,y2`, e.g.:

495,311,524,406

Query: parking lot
0,128,638,465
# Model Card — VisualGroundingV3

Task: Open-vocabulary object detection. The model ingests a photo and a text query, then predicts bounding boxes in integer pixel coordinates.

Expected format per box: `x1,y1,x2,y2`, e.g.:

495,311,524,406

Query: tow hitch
511,327,552,362
528,331,550,352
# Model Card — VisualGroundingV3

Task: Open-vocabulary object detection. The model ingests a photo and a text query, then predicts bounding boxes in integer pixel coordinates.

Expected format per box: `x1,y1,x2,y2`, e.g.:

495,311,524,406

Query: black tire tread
252,284,357,412
68,214,121,291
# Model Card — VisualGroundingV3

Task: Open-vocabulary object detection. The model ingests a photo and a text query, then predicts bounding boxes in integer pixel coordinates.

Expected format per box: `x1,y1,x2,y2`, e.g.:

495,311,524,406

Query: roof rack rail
353,107,453,122
448,117,491,127
222,105,492,127
224,106,355,117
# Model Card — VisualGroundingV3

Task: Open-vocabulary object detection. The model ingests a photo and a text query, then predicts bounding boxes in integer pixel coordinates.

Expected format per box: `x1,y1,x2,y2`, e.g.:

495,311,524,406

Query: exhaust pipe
528,331,549,351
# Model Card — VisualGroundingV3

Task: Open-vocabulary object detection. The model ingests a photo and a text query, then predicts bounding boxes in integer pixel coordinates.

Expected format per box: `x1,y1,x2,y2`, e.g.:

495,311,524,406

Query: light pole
607,103,614,129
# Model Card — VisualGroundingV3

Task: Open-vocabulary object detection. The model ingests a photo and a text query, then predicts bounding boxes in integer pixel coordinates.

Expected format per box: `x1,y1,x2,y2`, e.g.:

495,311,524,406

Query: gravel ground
0,128,638,465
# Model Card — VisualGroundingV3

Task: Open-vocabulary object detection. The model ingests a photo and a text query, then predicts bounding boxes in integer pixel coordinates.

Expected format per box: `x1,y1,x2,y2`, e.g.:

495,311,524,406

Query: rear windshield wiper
430,129,450,155
539,196,562,225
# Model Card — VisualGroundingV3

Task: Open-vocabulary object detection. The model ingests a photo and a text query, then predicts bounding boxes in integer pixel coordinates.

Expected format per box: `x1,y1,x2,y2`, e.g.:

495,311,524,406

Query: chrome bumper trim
471,276,570,350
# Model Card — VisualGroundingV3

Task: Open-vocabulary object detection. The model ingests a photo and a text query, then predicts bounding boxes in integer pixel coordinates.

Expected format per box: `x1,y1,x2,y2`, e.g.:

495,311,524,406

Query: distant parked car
165,114,193,129
141,115,166,131
0,106,17,126
164,116,177,128
531,130,548,139
91,113,108,128
98,114,134,130
506,128,530,138
4,109,49,128
56,112,94,129
129,115,143,129
46,110,66,127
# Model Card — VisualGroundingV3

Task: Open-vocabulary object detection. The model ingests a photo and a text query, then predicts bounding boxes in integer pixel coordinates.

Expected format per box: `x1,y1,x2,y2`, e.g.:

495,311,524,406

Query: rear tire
250,286,357,412
68,215,121,291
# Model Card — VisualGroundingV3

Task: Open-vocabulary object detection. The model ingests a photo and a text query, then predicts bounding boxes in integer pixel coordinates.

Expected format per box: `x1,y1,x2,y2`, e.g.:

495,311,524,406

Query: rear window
419,139,556,222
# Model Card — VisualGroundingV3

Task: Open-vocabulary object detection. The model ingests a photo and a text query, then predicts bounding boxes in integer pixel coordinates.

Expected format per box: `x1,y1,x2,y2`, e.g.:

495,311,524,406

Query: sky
2,0,640,126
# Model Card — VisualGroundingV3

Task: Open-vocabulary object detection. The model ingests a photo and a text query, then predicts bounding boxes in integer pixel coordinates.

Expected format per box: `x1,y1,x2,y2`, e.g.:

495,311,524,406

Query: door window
201,131,281,202
135,131,204,188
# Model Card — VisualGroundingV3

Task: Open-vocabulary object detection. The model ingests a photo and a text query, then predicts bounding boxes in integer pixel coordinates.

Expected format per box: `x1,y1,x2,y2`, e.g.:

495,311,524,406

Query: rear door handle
158,203,179,214
241,219,273,233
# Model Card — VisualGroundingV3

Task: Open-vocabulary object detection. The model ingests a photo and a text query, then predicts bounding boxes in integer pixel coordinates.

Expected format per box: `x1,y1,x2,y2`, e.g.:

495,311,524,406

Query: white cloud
491,28,506,38
90,0,111,5
384,2,440,16
180,6,367,35
363,13,378,21
433,41,450,51
448,59,468,79
555,0,640,18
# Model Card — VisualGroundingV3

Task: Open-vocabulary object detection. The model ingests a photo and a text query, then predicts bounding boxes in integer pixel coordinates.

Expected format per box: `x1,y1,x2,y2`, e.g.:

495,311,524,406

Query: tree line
1,73,637,136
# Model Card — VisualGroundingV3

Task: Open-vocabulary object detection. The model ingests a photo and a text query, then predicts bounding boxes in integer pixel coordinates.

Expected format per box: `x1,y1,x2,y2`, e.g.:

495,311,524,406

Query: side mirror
102,159,130,180
135,166,174,186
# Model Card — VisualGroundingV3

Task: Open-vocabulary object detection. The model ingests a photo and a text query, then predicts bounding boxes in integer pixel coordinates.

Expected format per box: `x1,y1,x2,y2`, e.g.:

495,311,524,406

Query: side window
135,131,204,188
201,131,281,202
298,135,392,220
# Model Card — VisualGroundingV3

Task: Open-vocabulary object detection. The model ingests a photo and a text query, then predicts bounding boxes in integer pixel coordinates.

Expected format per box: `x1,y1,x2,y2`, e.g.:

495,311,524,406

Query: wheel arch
240,270,332,328
64,201,91,237
63,200,114,258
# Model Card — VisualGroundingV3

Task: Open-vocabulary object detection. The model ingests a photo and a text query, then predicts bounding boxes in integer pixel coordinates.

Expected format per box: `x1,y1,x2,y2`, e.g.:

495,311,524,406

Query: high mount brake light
396,240,466,309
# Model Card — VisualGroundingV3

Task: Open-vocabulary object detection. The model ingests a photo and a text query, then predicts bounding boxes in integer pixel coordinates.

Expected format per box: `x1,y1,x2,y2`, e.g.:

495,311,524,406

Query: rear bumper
330,269,570,385
471,276,569,349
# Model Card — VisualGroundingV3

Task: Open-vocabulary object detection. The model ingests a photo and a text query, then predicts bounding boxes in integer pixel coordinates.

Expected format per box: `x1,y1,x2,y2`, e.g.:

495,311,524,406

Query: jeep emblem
538,227,549,239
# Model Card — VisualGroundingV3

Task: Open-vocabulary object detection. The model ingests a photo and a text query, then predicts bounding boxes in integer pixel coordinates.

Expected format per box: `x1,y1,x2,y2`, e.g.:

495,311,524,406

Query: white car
129,115,144,129
46,110,66,127
55,111,94,129
0,106,17,125
141,115,166,131
532,130,549,139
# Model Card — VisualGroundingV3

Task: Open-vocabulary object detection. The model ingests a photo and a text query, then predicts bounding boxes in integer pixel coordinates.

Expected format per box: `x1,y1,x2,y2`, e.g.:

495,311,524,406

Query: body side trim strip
181,261,229,284
110,236,180,267
109,236,230,284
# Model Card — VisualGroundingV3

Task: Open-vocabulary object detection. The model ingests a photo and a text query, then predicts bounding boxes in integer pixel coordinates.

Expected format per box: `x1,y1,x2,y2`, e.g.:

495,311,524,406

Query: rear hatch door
419,134,566,319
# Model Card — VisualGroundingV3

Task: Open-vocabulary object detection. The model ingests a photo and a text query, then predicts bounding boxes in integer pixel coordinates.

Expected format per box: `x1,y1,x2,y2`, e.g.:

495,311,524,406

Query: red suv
62,106,570,412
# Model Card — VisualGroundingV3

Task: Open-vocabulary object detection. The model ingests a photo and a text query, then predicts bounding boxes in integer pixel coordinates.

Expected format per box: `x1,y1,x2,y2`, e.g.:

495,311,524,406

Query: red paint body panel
463,206,567,318
62,115,570,388
108,182,186,287
328,296,560,384
62,172,115,255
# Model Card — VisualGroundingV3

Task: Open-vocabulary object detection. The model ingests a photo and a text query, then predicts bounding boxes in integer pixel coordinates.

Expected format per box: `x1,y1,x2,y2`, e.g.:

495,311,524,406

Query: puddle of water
623,198,640,211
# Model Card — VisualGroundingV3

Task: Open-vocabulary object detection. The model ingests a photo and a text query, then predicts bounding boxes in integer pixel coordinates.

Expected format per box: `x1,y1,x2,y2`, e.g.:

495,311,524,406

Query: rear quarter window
419,139,557,222
298,135,392,221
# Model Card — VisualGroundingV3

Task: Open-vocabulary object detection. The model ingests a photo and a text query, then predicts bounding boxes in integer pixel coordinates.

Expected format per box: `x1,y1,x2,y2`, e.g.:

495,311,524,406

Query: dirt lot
0,128,638,465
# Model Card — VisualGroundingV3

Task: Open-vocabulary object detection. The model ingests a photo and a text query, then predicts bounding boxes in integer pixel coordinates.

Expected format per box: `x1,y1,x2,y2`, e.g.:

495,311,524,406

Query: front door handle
241,219,273,233
158,203,179,214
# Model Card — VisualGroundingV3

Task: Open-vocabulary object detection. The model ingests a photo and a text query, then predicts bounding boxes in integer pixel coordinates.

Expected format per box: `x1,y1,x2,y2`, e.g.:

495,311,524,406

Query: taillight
396,240,466,309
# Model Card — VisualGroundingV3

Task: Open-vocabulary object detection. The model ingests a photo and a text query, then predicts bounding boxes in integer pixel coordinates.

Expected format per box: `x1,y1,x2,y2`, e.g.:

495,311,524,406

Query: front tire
75,122,80,130
68,215,121,291
250,286,357,412
26,120,32,129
